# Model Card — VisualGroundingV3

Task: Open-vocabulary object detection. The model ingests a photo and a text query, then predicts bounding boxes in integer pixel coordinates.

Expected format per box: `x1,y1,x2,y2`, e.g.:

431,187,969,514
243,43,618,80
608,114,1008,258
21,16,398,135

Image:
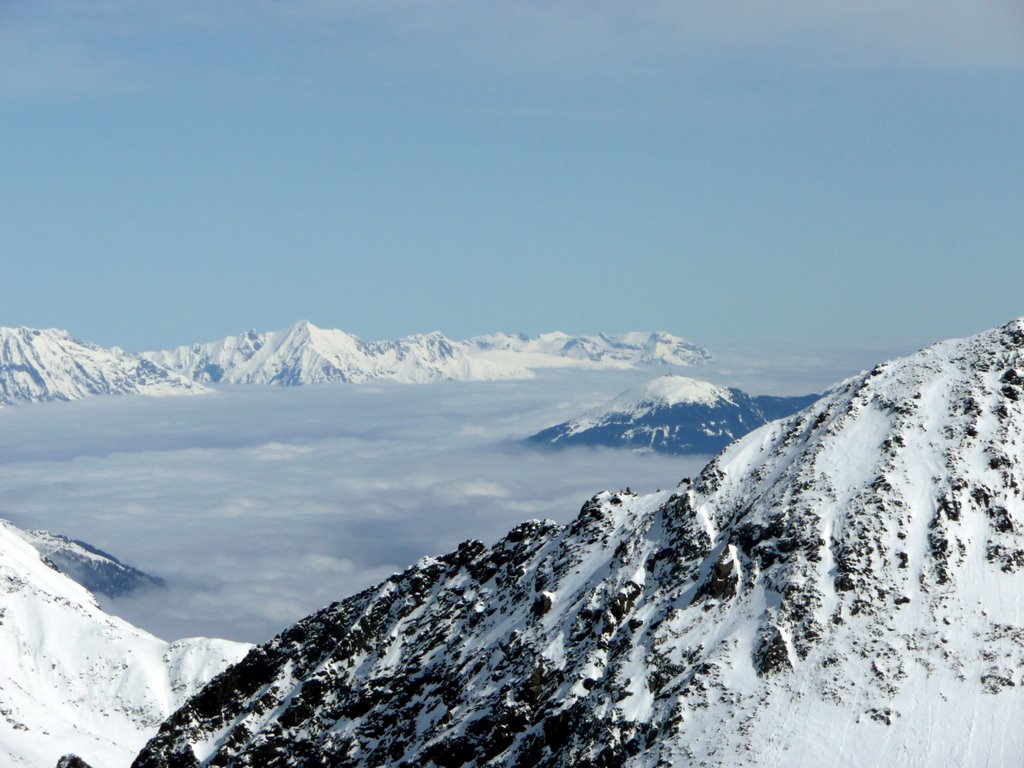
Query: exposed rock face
134,320,1024,767
526,376,818,455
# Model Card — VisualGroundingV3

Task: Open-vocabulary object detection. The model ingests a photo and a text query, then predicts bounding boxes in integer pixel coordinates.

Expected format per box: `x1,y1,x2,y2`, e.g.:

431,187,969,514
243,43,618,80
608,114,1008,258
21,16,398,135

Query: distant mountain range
0,327,203,405
527,375,819,454
465,330,711,370
0,323,711,406
143,322,712,385
142,320,531,385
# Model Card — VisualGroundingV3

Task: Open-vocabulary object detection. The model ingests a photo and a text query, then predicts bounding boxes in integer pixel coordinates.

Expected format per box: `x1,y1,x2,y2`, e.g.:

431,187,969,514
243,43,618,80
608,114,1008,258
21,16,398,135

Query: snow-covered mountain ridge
528,375,819,454
143,321,530,385
0,323,712,398
130,318,1024,766
12,528,164,598
143,323,711,385
0,519,249,767
465,331,711,370
0,327,204,406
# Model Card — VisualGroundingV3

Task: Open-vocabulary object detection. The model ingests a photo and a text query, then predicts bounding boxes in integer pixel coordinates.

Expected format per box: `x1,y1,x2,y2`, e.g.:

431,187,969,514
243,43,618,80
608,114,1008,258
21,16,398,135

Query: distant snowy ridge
0,327,205,406
143,321,534,385
12,528,164,598
527,374,818,454
144,323,712,386
0,519,249,768
466,330,711,370
132,318,1024,767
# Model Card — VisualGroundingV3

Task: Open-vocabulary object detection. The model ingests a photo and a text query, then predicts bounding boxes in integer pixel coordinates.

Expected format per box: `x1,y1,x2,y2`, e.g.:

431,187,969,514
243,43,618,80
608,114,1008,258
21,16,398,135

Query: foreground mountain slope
0,520,249,767
133,319,1024,767
0,327,204,405
527,375,819,454
144,321,532,385
12,527,165,598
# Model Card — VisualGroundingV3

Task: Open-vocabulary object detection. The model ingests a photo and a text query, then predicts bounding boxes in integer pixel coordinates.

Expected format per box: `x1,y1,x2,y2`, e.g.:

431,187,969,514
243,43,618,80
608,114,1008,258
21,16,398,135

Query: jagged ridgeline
132,319,1024,767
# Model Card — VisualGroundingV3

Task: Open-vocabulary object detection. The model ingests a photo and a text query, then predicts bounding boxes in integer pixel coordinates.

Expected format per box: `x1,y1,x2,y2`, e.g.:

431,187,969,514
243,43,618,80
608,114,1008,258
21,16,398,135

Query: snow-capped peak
0,326,205,406
466,330,711,370
144,324,532,385
526,375,818,454
606,375,735,412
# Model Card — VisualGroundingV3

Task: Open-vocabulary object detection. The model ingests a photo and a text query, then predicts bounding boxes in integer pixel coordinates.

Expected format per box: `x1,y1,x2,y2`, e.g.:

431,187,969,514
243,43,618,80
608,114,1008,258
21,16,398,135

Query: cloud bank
0,372,700,641
0,340,919,643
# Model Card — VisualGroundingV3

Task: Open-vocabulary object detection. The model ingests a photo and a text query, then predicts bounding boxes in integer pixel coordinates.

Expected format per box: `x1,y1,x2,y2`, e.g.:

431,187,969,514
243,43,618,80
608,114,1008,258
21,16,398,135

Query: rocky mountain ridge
129,318,1024,766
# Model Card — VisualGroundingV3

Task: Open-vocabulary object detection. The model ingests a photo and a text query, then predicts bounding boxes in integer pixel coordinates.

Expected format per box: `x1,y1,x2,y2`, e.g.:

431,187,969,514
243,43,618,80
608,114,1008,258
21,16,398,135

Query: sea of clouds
0,338,914,643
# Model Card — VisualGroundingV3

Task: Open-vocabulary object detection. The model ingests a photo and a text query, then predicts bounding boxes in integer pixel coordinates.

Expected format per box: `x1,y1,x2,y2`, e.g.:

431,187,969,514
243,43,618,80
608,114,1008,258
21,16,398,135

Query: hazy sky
2,1,1022,350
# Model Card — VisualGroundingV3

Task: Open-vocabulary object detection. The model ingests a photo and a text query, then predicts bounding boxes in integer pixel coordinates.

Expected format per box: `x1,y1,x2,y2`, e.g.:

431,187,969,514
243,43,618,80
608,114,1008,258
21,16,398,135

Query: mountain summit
145,324,712,386
144,321,533,385
0,327,204,405
465,330,711,370
527,375,819,454
131,318,1024,766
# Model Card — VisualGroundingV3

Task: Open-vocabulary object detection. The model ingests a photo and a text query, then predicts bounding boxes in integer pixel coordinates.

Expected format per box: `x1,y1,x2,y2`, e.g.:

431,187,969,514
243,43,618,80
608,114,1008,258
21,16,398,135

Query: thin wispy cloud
6,0,1022,105
263,0,1024,72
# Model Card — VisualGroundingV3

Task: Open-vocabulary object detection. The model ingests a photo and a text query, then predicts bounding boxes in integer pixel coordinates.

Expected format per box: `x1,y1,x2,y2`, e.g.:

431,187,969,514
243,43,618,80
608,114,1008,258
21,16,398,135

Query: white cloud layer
0,341,914,643
0,371,691,641
5,0,1021,105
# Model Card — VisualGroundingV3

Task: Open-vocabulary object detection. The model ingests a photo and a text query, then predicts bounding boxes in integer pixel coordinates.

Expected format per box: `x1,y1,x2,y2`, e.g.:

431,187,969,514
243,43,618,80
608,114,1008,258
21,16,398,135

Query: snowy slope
12,528,164,598
144,321,534,384
133,318,1024,767
527,375,819,454
0,327,204,406
466,330,711,370
0,520,249,768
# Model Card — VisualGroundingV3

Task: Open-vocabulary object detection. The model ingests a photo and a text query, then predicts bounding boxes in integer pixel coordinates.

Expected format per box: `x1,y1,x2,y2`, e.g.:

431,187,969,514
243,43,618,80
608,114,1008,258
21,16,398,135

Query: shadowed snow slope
527,375,819,454
132,318,1024,767
11,528,165,598
0,520,249,768
0,327,204,405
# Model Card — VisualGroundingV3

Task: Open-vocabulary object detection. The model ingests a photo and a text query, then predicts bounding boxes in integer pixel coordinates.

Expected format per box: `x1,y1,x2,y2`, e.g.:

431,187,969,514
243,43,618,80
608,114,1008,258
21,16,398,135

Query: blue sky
2,1,1022,351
